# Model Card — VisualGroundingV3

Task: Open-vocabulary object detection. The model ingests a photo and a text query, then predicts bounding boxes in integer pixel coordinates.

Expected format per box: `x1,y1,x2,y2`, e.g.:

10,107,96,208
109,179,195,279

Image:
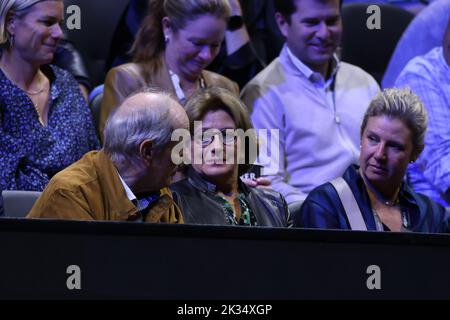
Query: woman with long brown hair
100,0,239,142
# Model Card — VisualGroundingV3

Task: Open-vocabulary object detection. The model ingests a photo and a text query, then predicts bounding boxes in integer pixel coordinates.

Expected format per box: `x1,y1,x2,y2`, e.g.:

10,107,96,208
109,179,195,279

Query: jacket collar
186,166,250,195
140,55,213,102
92,150,138,220
344,165,420,229
345,165,417,205
92,151,176,221
281,44,340,87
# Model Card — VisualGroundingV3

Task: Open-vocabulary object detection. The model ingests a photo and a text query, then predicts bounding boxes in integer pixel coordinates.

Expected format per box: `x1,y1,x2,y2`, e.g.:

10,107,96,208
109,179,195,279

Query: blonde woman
0,0,99,191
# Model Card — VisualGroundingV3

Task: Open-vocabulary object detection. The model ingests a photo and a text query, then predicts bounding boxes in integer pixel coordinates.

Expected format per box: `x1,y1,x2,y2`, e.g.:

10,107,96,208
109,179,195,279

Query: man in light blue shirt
395,15,450,207
241,0,379,204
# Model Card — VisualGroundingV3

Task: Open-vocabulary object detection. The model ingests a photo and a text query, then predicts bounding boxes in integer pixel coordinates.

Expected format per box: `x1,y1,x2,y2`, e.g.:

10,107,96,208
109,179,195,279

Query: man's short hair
275,0,343,24
103,88,177,164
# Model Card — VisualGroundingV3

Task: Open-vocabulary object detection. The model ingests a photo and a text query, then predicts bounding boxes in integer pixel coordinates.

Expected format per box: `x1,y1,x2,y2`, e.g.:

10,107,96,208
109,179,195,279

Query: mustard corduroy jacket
27,150,183,223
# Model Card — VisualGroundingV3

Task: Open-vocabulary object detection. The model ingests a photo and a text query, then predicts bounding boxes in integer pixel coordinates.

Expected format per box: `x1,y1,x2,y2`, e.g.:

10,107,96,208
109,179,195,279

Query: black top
53,38,92,90
170,167,291,227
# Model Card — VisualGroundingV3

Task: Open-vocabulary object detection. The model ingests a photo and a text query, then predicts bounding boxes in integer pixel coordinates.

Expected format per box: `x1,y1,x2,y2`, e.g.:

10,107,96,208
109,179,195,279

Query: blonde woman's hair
361,87,428,152
0,0,57,49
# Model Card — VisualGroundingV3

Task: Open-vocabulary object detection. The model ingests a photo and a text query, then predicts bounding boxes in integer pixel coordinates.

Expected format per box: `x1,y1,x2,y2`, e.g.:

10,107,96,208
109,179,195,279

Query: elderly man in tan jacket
28,88,189,223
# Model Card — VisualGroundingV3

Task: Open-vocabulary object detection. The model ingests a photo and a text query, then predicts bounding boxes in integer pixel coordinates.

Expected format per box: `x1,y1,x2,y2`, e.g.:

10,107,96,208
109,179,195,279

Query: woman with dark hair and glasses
170,87,290,227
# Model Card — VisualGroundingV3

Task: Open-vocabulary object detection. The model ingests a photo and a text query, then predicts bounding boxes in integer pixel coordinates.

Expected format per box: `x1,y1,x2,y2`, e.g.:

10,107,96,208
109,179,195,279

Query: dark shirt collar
186,166,249,195
345,164,417,207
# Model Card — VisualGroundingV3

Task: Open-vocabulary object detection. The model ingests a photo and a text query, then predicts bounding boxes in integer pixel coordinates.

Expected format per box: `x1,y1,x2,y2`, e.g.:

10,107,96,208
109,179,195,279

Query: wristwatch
227,15,244,31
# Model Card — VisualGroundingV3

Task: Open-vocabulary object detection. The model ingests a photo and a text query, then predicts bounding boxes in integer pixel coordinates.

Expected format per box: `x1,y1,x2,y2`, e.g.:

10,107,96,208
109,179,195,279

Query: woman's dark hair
275,0,342,23
184,87,257,176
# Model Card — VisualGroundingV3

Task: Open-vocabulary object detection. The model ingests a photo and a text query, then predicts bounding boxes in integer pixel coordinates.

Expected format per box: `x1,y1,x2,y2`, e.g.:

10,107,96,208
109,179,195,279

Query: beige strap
330,177,367,231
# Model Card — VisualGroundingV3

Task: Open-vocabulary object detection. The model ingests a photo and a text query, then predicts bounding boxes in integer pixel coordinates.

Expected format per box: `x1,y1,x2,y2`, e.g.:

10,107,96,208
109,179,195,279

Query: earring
164,35,169,43
9,34,14,48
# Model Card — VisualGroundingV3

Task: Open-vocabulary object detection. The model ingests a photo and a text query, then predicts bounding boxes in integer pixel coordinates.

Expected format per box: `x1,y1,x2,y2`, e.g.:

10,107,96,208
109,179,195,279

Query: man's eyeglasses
195,129,237,147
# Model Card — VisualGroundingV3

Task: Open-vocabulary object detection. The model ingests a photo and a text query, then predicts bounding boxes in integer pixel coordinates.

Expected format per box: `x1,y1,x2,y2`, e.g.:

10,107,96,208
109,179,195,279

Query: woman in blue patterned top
0,0,99,191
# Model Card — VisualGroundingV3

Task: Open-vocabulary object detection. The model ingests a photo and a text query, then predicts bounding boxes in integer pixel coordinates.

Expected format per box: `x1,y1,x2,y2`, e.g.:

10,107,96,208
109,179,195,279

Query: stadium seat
340,2,414,84
63,0,130,85
2,190,42,218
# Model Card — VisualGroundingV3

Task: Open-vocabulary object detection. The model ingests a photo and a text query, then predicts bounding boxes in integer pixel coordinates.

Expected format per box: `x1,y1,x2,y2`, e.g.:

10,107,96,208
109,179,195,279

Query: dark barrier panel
1,218,450,299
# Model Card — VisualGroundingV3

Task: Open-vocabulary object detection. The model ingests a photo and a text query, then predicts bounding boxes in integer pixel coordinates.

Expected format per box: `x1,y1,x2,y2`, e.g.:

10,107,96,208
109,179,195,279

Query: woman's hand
242,177,272,190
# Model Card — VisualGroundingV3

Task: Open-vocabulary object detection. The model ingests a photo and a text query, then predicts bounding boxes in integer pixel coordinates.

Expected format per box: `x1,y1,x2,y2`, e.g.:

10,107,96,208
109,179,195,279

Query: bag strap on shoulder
330,177,367,231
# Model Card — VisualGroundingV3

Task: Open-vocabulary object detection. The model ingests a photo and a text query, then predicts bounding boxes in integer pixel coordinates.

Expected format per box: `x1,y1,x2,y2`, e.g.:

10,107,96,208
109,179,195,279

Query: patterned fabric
0,65,100,191
395,47,450,207
215,193,258,226
134,192,162,217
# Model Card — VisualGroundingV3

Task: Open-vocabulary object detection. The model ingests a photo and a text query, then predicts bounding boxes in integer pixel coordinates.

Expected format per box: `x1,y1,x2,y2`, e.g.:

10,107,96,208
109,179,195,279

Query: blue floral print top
0,65,100,191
